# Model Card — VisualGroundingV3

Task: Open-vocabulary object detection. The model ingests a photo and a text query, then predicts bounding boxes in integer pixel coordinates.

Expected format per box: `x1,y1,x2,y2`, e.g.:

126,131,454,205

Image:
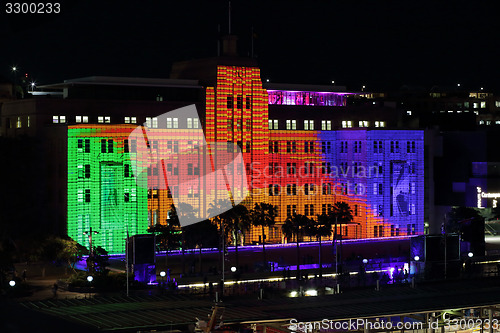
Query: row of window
267,161,415,177
77,188,136,203
269,182,362,196
77,164,134,179
269,119,386,130
285,204,360,217
54,115,200,128
227,95,252,110
269,140,418,154
372,203,417,217
11,116,31,128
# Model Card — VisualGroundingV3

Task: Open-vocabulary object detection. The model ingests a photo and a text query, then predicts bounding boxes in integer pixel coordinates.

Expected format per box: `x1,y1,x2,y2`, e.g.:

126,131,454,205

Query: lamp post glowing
9,280,16,287
231,266,236,273
468,252,473,258
87,275,93,298
414,255,420,261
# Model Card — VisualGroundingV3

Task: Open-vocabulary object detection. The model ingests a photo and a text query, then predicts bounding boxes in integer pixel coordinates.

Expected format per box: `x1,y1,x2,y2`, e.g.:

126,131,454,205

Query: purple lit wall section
268,90,350,106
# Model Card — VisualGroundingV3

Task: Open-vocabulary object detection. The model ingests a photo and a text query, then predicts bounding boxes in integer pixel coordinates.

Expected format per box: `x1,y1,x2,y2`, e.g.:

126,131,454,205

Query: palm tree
330,201,354,274
207,199,235,275
282,213,311,278
183,219,219,274
227,204,251,269
308,214,332,278
147,205,182,269
250,203,278,270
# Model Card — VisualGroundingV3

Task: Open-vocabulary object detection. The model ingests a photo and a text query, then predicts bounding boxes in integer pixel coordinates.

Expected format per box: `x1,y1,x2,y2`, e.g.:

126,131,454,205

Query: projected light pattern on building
68,125,148,253
67,65,425,253
268,90,348,106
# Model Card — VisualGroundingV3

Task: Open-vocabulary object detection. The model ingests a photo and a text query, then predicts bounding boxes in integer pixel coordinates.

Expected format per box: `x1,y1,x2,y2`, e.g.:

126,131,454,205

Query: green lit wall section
68,125,148,254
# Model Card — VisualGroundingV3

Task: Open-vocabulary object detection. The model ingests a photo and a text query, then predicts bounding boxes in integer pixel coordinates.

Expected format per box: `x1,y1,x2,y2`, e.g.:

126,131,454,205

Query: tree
282,213,312,278
208,199,234,273
250,203,278,270
308,214,332,278
330,201,354,273
183,219,219,274
148,204,182,269
86,246,110,276
227,204,251,269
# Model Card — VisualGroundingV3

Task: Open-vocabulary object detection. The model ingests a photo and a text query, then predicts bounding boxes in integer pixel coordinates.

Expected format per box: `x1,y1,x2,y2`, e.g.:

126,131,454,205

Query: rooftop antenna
228,1,231,34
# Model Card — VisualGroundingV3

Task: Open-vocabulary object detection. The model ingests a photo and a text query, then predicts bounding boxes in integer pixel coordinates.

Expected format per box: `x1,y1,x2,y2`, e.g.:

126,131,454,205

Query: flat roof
263,82,348,93
40,76,202,90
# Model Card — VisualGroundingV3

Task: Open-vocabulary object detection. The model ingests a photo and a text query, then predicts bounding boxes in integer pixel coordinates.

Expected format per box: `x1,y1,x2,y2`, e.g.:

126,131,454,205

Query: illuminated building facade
67,125,148,253
63,65,424,253
1,62,425,253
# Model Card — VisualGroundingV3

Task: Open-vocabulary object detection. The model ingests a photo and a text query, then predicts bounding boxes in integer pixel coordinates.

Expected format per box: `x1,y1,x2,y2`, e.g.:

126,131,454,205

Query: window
227,96,234,109
374,226,383,237
321,120,332,130
100,139,113,153
286,120,297,130
358,120,368,127
373,140,383,153
85,189,91,203
84,164,90,178
246,96,252,109
390,141,400,153
188,118,193,129
304,120,314,130
237,95,243,109
188,163,193,175
287,163,297,175
286,184,297,195
27,116,30,127
481,101,486,108
16,117,21,128
53,116,66,124
124,164,131,177
108,139,113,153
354,141,362,153
305,204,314,216
76,116,82,123
407,141,416,153
286,205,297,217
305,141,314,153
340,141,348,153
105,116,111,124
166,117,178,129
341,120,352,128
354,204,358,216
321,142,332,154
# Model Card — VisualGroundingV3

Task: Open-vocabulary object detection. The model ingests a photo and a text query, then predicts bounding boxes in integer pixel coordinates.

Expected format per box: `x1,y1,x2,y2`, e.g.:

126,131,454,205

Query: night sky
1,0,499,92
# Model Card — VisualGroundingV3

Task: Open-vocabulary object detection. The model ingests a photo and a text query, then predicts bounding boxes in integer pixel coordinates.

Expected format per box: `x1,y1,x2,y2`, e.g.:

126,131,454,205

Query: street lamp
414,255,420,261
230,266,236,273
83,227,99,256
9,280,16,287
87,275,93,298
362,259,368,264
468,252,473,258
30,82,35,92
